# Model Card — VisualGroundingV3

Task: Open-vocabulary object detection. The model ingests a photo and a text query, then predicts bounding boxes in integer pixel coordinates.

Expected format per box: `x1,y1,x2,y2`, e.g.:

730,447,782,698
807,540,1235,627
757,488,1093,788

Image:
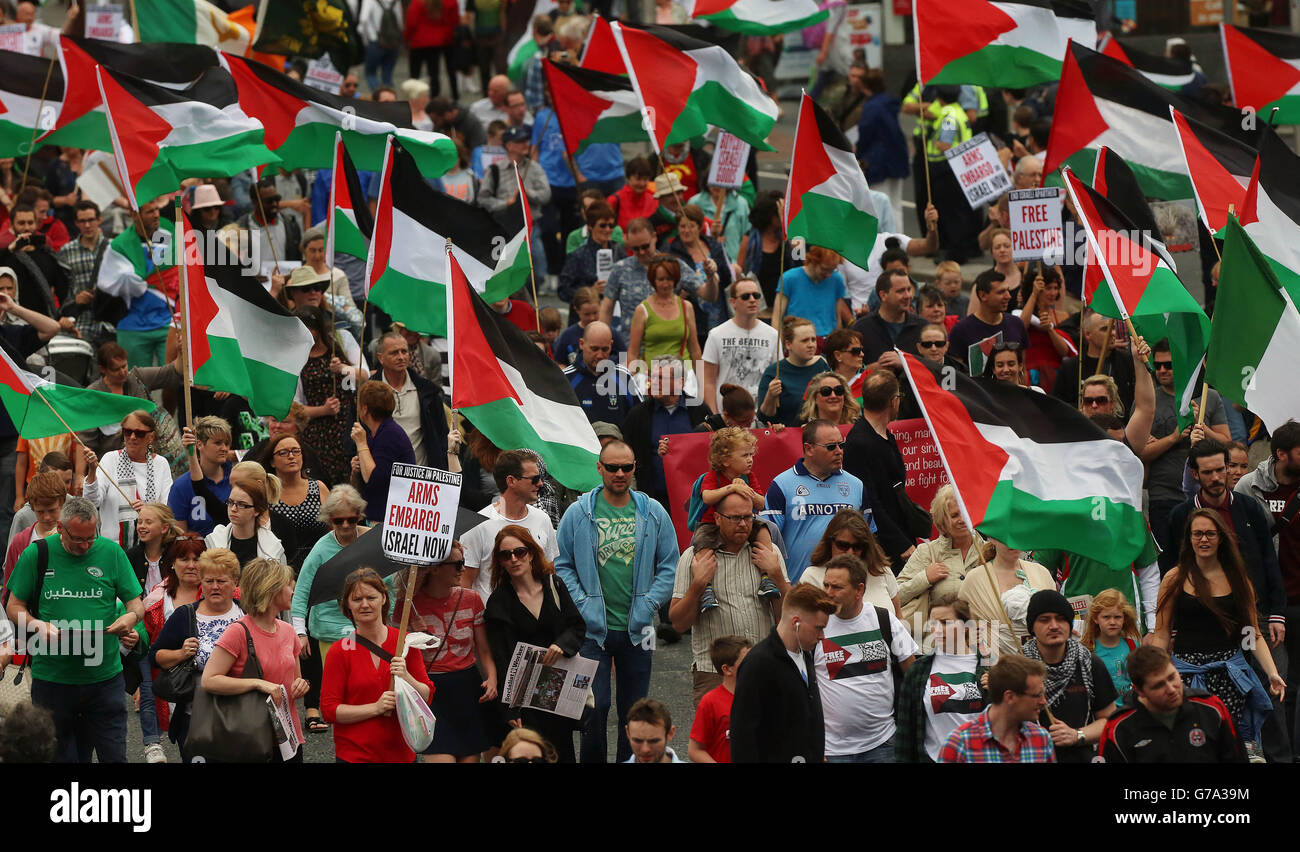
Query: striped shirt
937,708,1056,763
672,544,786,673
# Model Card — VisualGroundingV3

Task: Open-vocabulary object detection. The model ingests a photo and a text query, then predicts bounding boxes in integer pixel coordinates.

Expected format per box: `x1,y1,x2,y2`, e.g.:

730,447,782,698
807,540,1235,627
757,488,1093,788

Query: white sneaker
1244,740,1266,764
144,743,167,764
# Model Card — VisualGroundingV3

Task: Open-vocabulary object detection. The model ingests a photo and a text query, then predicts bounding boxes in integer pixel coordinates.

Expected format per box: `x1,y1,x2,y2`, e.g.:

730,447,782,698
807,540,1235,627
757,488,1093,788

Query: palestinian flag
180,211,313,417
97,64,279,208
1063,167,1209,430
1044,42,1246,200
40,35,219,152
0,346,155,439
446,250,600,491
365,139,532,336
784,93,879,269
966,331,1004,376
898,351,1147,567
1082,145,1174,303
251,0,363,72
542,59,644,156
507,0,557,82
135,0,258,53
1098,34,1197,90
595,21,777,151
223,53,456,175
1170,108,1300,303
1222,24,1300,125
0,52,65,157
1207,216,1300,433
325,132,372,268
689,0,828,35
913,0,1093,89
97,222,179,318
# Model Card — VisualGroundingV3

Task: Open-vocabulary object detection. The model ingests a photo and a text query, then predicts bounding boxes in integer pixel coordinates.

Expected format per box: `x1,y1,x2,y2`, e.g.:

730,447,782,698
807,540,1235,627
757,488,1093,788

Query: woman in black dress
294,306,367,486
484,524,587,763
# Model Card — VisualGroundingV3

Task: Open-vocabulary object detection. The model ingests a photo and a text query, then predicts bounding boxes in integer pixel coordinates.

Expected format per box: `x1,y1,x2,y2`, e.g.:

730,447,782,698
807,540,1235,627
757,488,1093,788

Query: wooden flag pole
17,57,56,199
915,96,934,208
392,564,418,690
1095,320,1114,376
513,161,543,332
173,198,194,435
1197,383,1209,427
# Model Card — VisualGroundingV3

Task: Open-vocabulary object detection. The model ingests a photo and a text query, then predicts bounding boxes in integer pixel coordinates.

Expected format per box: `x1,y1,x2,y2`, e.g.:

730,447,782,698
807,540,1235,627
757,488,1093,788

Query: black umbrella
306,509,488,608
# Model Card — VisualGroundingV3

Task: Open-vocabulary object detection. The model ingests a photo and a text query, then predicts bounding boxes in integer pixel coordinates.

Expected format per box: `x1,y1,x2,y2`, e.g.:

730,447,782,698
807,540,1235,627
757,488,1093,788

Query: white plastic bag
394,674,436,752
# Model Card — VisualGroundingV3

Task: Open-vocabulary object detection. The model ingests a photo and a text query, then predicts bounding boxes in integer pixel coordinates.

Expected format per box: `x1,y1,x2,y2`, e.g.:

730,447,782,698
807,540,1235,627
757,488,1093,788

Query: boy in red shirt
688,635,752,763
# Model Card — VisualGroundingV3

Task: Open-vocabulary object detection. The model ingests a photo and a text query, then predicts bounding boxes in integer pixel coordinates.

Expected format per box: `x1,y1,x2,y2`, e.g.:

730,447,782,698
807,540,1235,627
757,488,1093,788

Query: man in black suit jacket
374,330,449,468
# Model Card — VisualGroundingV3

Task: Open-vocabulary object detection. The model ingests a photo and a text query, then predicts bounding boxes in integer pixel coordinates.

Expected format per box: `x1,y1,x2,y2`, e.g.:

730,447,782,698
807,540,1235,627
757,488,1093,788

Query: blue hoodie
856,92,909,185
553,487,679,648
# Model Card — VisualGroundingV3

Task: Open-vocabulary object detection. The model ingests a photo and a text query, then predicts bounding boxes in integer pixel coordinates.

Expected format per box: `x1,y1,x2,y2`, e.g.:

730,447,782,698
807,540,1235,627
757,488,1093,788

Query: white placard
706,131,751,190
0,24,25,54
304,56,344,94
85,5,124,40
944,132,1012,210
1008,187,1064,264
382,463,462,566
595,247,613,281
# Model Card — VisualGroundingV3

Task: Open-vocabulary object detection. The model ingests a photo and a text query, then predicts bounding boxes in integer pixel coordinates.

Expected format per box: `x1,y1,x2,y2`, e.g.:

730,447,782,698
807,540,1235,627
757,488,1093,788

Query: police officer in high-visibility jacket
927,85,978,264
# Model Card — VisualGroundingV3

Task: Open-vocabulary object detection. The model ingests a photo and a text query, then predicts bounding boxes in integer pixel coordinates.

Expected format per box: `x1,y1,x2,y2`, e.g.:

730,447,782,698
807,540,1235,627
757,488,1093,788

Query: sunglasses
594,221,615,229
845,347,865,357
506,756,548,764
817,385,846,397
918,340,946,349
439,559,466,571
832,538,865,552
513,474,543,485
734,292,762,301
991,342,1022,353
331,516,361,526
628,243,653,254
602,462,635,473
122,427,153,439
1153,361,1173,370
1082,396,1110,407
815,441,847,451
497,546,530,562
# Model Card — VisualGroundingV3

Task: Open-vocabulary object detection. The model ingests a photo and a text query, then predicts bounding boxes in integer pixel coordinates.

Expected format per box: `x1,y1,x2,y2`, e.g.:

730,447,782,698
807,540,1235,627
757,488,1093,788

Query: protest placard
382,463,462,565
944,133,1012,209
304,56,344,94
707,131,751,189
85,5,124,40
0,24,26,54
1009,187,1064,264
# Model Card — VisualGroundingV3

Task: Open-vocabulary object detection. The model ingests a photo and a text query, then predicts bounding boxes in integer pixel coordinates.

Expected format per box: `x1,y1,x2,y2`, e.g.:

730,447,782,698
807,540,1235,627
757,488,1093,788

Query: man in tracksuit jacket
1098,646,1244,763
554,440,678,764
730,584,838,763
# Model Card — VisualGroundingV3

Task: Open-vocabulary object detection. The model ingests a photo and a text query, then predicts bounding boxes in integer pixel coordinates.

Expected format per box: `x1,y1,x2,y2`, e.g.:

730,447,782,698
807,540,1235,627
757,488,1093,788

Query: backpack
376,0,402,51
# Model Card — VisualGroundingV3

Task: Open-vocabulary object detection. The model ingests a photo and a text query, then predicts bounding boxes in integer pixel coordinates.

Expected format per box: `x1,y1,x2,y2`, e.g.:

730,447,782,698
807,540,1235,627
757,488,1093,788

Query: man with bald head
563,321,642,426
1013,156,1042,190
470,75,515,134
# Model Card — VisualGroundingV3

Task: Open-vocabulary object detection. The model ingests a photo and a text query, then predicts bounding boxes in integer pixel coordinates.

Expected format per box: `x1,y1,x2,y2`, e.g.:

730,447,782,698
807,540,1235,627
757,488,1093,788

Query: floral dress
300,354,355,486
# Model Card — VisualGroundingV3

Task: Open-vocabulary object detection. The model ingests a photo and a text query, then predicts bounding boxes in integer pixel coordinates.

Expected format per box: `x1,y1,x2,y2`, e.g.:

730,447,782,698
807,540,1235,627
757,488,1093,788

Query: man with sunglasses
460,450,559,601
766,420,881,584
599,218,703,343
699,277,779,413
235,177,303,271
554,440,679,763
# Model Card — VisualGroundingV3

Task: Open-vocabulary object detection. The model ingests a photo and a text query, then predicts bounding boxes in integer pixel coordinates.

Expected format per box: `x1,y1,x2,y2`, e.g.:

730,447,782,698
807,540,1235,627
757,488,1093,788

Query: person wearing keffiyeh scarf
1021,589,1120,763
81,410,173,549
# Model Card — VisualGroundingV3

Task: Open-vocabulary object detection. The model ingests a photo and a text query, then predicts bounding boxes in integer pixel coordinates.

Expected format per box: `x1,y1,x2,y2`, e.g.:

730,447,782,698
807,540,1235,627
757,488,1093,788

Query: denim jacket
553,487,679,648
1172,651,1272,743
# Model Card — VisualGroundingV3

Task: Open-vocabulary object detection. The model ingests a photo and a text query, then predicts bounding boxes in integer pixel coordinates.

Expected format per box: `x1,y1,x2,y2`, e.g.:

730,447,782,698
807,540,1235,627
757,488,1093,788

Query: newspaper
266,685,302,761
501,642,597,720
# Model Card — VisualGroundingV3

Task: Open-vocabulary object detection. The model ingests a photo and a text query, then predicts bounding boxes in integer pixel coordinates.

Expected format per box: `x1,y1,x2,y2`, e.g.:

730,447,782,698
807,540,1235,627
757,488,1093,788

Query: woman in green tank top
627,256,702,375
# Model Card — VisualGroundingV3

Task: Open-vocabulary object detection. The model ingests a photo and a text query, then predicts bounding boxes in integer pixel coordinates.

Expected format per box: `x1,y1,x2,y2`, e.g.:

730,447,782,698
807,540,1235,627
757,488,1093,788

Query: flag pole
327,133,343,398
392,564,418,691
17,57,57,199
31,388,137,507
513,161,542,332
173,197,194,436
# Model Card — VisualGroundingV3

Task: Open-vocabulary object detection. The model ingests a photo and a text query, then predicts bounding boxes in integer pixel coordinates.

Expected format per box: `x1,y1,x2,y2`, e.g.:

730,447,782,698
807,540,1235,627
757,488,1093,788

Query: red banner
660,419,948,551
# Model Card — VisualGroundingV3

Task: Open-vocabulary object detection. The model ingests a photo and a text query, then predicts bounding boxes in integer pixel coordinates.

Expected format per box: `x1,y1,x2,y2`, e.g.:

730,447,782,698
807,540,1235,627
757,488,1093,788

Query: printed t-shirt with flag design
913,0,1094,89
923,652,985,761
813,605,918,755
785,93,879,270
366,138,530,336
1221,23,1300,125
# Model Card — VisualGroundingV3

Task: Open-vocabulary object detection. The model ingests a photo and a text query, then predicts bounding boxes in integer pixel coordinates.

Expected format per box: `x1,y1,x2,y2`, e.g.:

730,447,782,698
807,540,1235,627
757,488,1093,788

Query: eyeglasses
497,546,530,562
601,462,635,473
274,447,303,457
61,531,96,545
1190,530,1220,540
122,428,153,439
226,499,255,511
331,516,361,527
716,512,754,524
734,292,762,301
1153,361,1173,370
513,474,543,485
832,538,865,552
1082,396,1110,407
817,385,846,398
815,441,847,451
918,340,946,349
628,242,653,254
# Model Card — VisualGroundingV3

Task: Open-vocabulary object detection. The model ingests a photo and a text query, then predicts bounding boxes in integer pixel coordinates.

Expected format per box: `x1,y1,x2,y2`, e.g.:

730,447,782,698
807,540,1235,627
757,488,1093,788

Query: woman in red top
404,0,462,100
394,542,497,763
607,156,658,230
320,567,434,763
1018,263,1075,391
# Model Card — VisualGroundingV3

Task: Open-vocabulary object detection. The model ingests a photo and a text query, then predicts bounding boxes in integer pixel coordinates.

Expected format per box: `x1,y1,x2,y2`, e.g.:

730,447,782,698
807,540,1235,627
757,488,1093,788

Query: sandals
306,716,330,734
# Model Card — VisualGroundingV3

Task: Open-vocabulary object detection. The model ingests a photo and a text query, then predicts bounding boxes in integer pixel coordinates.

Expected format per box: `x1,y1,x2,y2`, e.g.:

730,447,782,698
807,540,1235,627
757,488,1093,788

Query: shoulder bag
152,603,199,703
187,621,276,762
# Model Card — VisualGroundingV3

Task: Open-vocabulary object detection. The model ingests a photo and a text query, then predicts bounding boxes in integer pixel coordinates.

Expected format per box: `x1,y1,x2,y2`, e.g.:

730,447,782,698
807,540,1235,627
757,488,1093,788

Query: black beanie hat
1026,589,1074,633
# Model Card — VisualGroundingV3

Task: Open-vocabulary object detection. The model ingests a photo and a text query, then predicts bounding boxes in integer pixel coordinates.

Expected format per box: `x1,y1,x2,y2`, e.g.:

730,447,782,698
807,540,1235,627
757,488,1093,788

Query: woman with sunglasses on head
981,342,1032,389
498,727,559,763
321,566,433,763
204,479,288,568
392,541,496,762
485,524,587,763
81,409,174,548
1151,508,1284,762
824,328,864,387
626,256,703,382
800,509,901,619
898,485,986,641
798,371,860,426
